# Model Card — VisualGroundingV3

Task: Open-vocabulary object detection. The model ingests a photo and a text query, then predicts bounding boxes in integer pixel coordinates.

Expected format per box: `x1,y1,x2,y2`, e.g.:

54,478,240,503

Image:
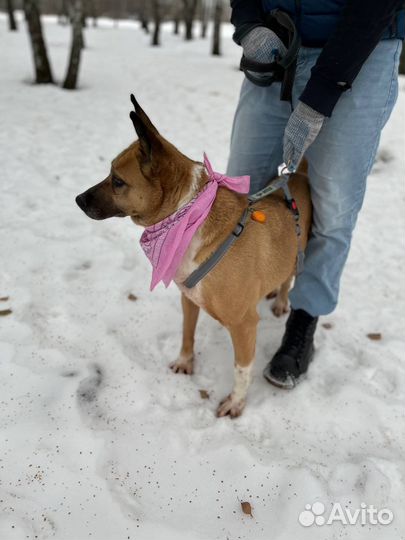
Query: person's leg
290,40,402,316
227,77,291,194
264,40,401,388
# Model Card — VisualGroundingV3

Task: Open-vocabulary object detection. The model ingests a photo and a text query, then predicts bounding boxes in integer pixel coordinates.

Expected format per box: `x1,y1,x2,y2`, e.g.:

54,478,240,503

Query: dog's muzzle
75,190,109,220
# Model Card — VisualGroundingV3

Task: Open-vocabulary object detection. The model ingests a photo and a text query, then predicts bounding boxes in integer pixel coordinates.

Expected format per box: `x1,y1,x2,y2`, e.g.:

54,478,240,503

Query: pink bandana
140,153,250,290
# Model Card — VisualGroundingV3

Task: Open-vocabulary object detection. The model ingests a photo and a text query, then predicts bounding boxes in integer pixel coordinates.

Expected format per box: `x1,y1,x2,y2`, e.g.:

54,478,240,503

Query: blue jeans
227,40,402,316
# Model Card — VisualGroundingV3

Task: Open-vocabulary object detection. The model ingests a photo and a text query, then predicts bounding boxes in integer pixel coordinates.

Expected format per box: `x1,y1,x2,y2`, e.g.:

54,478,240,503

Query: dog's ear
129,94,162,166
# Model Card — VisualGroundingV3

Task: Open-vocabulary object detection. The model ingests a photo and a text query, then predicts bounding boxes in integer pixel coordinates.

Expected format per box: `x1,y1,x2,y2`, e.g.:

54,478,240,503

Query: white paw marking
217,364,252,418
216,394,246,418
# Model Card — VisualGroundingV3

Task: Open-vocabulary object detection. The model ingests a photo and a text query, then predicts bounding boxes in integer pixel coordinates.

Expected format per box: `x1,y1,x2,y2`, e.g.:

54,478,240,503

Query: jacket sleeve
300,0,403,117
230,0,265,44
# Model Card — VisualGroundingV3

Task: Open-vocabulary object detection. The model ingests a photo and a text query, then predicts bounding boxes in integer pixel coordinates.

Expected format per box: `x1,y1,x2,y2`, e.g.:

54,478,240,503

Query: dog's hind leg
272,274,293,317
170,293,200,375
216,308,259,418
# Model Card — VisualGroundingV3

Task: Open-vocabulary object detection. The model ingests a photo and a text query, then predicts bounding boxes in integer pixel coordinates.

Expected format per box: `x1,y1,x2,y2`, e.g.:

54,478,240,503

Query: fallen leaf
127,293,138,301
322,322,333,329
367,333,382,341
199,389,209,399
0,309,12,317
241,501,253,518
0,296,9,301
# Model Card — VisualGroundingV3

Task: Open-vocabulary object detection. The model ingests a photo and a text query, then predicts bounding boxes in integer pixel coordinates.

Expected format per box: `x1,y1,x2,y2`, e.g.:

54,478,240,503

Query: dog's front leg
170,293,200,375
217,309,259,418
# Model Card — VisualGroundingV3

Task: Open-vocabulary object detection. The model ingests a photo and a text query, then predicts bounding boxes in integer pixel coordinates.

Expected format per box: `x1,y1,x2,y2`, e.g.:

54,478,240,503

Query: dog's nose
76,193,87,211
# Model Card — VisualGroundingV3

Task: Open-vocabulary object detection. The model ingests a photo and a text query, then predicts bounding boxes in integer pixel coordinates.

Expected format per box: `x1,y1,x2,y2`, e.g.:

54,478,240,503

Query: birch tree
23,0,54,83
139,0,149,33
182,0,198,41
7,0,18,31
211,0,223,56
151,0,161,46
63,0,84,89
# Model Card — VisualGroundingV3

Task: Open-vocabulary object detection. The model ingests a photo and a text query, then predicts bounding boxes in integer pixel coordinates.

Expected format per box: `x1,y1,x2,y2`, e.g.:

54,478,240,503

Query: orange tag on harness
251,210,266,223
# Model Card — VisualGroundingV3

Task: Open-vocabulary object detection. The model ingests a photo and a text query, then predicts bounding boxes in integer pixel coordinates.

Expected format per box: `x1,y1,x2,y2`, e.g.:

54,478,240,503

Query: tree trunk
173,0,181,35
85,0,98,27
200,0,210,39
185,20,192,40
23,0,54,84
182,0,198,41
399,44,405,75
151,0,161,46
63,0,84,89
211,0,223,56
58,0,69,25
7,0,18,31
140,0,149,33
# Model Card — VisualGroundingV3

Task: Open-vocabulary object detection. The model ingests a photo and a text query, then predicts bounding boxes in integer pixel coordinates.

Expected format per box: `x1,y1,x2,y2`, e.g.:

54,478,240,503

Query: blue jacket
261,0,405,46
231,0,405,116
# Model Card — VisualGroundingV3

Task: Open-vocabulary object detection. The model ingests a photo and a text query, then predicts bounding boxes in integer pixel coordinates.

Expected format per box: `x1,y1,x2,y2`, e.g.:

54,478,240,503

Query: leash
183,165,305,289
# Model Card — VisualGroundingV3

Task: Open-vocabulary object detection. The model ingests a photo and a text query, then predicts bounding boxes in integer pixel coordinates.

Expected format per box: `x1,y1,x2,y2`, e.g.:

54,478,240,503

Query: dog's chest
174,233,205,307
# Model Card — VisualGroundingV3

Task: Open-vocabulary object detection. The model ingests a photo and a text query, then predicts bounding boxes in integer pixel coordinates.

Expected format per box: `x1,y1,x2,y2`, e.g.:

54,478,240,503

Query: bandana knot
140,154,250,290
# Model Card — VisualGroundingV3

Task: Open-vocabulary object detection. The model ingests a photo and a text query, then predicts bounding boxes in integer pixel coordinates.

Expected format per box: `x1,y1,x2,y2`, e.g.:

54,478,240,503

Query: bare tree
57,0,69,25
23,0,54,83
139,0,149,33
151,0,161,46
172,0,182,35
86,0,99,27
63,0,84,89
182,0,198,40
200,0,210,39
211,0,223,55
7,0,18,31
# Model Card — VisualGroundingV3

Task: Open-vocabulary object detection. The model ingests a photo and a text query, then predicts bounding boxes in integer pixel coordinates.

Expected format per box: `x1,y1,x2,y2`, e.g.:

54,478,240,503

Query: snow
1,13,405,540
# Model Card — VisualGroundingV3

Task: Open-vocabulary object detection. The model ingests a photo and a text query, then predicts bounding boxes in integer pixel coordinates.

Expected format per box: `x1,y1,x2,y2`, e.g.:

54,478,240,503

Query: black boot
263,309,318,389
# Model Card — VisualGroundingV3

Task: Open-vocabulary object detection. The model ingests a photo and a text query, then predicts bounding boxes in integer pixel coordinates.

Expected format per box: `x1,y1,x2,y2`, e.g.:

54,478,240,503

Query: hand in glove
241,26,287,74
283,101,325,171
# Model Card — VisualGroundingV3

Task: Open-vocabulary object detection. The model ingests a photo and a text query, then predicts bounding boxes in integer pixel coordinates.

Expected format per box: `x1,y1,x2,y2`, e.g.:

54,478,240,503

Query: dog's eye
112,176,126,189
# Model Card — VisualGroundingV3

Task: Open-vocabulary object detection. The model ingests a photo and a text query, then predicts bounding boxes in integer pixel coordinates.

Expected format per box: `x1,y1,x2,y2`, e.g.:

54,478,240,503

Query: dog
76,95,312,418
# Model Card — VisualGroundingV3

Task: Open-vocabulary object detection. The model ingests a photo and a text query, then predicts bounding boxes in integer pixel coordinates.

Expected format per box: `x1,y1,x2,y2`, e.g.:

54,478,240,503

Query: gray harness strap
183,208,250,289
182,173,305,289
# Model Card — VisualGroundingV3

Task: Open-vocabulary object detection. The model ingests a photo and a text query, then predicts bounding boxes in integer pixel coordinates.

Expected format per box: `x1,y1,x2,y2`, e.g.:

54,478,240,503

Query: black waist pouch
240,10,301,102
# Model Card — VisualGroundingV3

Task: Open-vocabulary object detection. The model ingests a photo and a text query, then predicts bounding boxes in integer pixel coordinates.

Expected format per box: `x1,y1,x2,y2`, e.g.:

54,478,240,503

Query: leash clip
278,162,295,178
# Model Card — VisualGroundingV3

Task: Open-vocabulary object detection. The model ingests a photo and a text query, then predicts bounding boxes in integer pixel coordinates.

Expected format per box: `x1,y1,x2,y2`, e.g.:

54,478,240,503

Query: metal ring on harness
239,9,301,103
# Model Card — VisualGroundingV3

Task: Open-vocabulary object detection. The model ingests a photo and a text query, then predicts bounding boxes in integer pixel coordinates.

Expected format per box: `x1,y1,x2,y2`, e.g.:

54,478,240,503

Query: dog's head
76,95,201,226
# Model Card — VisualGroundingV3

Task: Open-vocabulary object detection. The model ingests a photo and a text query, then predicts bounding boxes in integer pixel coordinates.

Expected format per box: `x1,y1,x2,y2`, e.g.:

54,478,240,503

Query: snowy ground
1,13,405,540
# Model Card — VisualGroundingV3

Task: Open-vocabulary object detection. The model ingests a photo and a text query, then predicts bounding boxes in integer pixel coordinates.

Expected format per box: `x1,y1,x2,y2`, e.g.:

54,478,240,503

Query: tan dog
76,96,312,418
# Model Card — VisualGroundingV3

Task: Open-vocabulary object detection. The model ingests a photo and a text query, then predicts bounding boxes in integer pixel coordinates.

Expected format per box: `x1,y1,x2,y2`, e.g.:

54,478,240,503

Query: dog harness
183,164,305,288
140,154,250,290
140,156,304,290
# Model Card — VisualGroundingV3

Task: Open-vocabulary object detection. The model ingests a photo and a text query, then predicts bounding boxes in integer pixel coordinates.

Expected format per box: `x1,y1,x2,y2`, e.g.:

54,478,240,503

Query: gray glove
283,101,325,171
241,26,287,74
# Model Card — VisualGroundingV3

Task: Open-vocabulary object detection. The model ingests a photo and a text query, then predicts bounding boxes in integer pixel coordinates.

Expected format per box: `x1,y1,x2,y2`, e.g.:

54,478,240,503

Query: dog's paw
216,394,246,418
271,298,289,317
169,355,194,375
266,289,278,300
